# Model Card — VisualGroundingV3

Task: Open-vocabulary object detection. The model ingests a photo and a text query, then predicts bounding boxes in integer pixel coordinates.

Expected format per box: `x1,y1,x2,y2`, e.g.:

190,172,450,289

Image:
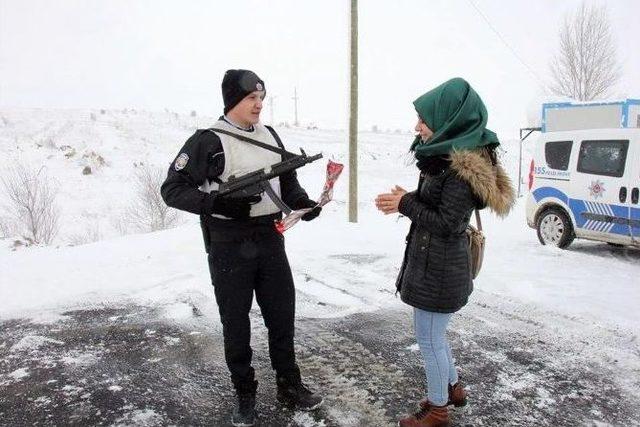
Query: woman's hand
375,185,407,215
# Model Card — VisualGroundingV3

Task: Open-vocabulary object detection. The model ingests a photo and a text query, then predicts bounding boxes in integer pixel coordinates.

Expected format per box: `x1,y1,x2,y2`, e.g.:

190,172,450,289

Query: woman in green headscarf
376,78,515,427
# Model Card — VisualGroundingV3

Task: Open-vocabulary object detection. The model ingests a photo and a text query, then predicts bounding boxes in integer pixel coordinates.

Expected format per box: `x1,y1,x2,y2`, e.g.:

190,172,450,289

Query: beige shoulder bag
466,210,485,279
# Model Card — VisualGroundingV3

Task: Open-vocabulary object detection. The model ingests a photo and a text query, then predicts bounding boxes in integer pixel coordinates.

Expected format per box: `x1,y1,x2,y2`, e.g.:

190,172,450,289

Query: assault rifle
217,149,322,214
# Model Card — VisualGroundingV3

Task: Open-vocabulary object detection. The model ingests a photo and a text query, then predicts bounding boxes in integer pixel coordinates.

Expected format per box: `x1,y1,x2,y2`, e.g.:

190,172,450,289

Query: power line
466,0,548,91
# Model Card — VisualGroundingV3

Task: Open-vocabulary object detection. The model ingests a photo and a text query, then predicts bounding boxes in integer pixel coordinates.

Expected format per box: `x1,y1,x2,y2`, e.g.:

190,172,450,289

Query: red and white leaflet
275,160,344,233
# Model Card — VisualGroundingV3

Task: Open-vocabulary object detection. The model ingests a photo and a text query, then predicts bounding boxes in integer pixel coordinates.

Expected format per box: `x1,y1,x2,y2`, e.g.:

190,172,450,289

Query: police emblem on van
174,153,189,171
588,180,605,199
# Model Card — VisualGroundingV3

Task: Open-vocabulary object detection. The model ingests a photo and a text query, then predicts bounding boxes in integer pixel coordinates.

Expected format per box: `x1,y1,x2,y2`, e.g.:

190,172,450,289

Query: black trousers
207,230,298,393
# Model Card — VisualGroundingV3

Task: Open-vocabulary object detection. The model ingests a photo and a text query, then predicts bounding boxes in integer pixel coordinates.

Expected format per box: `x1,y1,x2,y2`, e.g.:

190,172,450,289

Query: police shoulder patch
174,153,189,171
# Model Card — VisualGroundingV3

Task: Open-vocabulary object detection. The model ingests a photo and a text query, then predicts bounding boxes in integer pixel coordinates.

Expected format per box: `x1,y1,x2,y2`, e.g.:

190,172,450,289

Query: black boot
231,379,258,427
276,371,323,411
231,393,256,426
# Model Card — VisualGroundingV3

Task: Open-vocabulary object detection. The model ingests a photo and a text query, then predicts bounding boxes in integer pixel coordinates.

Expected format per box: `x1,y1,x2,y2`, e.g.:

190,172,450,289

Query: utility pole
349,0,358,223
268,95,276,126
292,87,299,127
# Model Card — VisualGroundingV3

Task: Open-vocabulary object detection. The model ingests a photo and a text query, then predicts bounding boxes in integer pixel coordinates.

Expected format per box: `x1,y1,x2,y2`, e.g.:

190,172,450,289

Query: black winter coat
396,149,515,313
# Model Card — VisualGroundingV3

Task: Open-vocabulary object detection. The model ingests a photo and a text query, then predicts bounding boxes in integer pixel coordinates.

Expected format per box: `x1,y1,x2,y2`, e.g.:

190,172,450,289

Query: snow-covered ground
1,108,638,333
1,109,639,425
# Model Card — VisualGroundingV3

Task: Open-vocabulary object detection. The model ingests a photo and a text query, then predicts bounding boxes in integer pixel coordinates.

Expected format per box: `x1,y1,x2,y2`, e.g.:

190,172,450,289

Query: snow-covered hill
0,108,527,243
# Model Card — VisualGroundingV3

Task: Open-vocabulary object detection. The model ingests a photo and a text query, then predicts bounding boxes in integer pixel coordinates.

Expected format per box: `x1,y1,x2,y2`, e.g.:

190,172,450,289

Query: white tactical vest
200,119,282,219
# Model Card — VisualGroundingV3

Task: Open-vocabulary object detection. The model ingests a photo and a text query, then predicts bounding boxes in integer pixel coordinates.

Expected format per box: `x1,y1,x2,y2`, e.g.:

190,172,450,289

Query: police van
525,99,640,248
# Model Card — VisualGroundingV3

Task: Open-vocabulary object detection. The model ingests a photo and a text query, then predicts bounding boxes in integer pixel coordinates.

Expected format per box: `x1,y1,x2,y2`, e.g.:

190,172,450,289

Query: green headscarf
410,77,499,159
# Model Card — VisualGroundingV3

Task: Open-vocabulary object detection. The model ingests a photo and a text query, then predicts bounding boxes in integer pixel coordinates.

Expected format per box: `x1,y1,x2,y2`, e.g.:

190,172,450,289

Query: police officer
161,69,323,426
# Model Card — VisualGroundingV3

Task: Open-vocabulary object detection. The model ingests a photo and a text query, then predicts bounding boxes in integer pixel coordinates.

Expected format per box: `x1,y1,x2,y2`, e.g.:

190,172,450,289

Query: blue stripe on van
532,187,569,204
568,199,629,236
533,186,630,237
632,207,640,239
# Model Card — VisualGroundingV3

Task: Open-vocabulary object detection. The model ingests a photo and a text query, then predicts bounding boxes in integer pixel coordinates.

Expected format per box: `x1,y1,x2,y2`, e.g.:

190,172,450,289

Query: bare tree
127,164,180,232
1,164,60,245
549,1,621,101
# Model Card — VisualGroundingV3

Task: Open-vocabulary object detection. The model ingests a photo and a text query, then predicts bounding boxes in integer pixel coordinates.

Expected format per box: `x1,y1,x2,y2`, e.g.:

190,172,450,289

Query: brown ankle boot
398,402,449,427
419,381,467,409
447,382,467,407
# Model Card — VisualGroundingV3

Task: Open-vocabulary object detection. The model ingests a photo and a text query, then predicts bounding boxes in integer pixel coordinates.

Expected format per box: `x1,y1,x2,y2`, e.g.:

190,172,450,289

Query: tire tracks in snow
1,300,639,426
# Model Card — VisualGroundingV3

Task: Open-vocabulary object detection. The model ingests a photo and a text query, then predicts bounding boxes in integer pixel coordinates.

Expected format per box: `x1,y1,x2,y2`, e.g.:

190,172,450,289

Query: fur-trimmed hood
449,149,515,217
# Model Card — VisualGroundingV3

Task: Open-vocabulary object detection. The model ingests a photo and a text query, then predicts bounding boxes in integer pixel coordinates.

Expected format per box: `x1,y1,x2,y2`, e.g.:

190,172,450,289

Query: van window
545,141,572,170
577,140,628,177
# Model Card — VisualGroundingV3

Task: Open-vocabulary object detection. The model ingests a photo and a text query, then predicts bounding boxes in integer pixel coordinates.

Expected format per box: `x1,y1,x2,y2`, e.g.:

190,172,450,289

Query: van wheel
536,208,575,248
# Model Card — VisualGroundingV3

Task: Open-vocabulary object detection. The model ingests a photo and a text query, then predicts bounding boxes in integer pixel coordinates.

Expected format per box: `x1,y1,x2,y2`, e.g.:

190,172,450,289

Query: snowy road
1,293,638,426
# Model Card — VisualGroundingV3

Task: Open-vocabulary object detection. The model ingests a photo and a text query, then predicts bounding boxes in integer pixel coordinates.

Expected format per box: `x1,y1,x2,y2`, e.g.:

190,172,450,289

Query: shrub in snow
67,223,102,246
82,166,92,175
60,145,76,158
44,137,57,150
190,110,197,117
81,150,106,170
126,164,180,232
0,215,16,238
0,164,60,245
111,214,130,236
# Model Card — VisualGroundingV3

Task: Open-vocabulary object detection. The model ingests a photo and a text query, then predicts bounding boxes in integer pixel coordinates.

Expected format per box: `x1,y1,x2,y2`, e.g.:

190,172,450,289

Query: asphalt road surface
1,296,638,426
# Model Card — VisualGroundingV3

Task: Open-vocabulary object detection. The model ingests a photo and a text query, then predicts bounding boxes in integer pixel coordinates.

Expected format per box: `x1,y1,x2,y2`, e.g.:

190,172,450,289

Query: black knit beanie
221,69,265,114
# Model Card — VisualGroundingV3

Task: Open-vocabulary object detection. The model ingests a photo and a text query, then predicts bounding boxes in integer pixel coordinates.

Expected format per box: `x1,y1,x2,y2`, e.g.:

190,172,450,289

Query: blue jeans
413,308,459,406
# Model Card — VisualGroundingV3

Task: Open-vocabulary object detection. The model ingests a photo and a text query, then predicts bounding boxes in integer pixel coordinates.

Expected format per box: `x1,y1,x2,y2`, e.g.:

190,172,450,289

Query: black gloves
295,198,322,221
209,194,261,219
206,193,320,221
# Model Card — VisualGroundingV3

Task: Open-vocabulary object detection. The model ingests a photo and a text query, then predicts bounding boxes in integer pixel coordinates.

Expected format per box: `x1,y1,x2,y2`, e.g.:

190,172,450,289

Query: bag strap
207,127,296,158
474,210,483,231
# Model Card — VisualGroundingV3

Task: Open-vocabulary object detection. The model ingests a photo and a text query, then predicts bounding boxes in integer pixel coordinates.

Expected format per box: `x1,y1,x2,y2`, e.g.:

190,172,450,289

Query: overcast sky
1,0,639,139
